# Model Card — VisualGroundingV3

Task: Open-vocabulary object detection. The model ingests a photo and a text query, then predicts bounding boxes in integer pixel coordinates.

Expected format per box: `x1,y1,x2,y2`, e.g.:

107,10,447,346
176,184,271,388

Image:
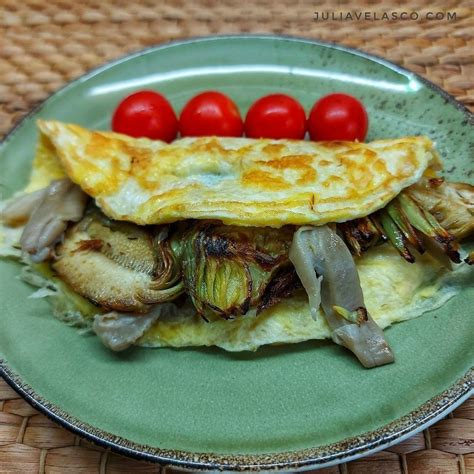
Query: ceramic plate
0,36,473,472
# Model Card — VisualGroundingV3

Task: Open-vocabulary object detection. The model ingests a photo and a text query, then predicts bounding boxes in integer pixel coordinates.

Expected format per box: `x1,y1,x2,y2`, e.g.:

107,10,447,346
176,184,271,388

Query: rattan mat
0,0,473,472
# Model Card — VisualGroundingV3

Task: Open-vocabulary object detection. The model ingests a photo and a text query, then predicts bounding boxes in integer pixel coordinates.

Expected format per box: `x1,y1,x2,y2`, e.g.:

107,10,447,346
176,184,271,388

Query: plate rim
0,34,473,471
1,363,472,471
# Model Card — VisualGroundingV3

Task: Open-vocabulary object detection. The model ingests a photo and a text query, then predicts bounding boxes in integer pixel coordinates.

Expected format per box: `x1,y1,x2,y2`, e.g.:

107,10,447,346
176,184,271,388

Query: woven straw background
0,0,473,472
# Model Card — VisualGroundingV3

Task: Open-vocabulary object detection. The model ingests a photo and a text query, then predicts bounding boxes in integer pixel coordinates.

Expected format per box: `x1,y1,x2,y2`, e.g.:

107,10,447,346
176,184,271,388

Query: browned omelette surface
37,120,436,227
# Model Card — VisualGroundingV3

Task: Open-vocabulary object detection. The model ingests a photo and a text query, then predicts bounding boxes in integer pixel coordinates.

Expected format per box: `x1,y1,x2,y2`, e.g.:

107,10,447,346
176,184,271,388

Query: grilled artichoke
53,207,184,313
173,222,297,319
406,179,474,240
339,178,473,265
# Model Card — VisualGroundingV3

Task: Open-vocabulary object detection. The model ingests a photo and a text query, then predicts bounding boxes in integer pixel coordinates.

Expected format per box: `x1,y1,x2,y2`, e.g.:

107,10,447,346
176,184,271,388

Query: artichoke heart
174,222,296,319
53,207,183,313
406,179,474,240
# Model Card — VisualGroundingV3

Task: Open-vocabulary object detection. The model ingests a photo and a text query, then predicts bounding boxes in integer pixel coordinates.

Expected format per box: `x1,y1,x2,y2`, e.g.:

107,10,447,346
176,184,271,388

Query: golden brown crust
37,120,435,227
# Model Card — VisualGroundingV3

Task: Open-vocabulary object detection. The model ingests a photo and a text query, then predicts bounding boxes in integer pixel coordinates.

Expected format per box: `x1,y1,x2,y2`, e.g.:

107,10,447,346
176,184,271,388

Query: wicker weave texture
0,0,473,135
0,379,473,472
0,0,473,472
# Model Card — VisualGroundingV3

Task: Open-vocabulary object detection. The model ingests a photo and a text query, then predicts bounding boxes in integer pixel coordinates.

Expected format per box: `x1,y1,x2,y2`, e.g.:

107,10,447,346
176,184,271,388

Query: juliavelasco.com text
314,11,457,21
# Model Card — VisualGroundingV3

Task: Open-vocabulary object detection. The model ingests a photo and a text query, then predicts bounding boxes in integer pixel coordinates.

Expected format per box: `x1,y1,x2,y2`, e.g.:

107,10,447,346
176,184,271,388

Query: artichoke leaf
407,179,474,240
54,206,184,313
176,222,294,319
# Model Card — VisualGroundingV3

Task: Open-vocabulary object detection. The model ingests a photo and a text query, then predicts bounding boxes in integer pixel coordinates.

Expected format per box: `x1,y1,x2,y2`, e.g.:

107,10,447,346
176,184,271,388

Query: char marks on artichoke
53,207,183,313
407,179,474,240
339,180,473,265
173,222,297,319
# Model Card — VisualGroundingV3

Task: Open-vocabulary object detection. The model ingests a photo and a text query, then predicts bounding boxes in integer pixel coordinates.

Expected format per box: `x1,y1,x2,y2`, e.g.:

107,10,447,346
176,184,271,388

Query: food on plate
53,207,183,313
307,93,368,141
407,179,474,240
3,179,88,262
1,120,472,368
244,94,306,139
111,90,367,142
34,120,435,227
290,225,395,367
179,91,244,137
111,90,178,142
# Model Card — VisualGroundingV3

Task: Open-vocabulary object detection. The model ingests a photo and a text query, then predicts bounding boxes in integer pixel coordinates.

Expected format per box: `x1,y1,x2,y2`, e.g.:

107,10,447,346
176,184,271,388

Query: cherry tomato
112,90,178,142
179,91,243,137
307,93,368,141
244,94,306,140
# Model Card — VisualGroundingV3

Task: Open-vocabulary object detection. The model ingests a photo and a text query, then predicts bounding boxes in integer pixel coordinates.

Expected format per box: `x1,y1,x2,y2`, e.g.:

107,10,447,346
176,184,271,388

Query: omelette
36,120,435,227
1,120,473,368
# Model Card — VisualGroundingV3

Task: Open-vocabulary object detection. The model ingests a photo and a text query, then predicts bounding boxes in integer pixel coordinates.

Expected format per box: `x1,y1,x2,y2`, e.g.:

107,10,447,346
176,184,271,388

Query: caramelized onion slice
289,225,394,368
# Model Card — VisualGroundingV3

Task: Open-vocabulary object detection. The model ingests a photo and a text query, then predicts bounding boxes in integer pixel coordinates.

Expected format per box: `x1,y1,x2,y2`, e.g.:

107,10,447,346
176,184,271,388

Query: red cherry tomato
307,93,368,141
179,91,243,137
244,94,306,139
112,90,178,142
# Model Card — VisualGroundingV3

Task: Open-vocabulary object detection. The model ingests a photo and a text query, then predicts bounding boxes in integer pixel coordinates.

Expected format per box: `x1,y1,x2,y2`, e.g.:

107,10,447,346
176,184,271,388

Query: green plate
0,36,473,471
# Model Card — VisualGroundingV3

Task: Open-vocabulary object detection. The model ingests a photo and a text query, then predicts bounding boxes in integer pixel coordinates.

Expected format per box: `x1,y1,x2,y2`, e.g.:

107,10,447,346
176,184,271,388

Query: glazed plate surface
0,36,473,471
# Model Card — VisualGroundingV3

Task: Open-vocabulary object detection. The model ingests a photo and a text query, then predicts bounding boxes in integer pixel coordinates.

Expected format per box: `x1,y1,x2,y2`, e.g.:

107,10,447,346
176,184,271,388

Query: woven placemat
0,378,472,474
1,0,473,472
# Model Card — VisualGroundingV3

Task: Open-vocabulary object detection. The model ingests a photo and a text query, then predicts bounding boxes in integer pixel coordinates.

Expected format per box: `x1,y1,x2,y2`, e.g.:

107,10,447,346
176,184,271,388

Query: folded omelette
36,120,434,226
1,121,472,368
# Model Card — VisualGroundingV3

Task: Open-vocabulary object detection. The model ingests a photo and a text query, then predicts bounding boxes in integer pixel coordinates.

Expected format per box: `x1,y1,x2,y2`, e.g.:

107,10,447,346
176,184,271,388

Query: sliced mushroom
53,208,183,313
1,188,48,226
289,225,394,368
92,303,178,351
1,179,89,262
